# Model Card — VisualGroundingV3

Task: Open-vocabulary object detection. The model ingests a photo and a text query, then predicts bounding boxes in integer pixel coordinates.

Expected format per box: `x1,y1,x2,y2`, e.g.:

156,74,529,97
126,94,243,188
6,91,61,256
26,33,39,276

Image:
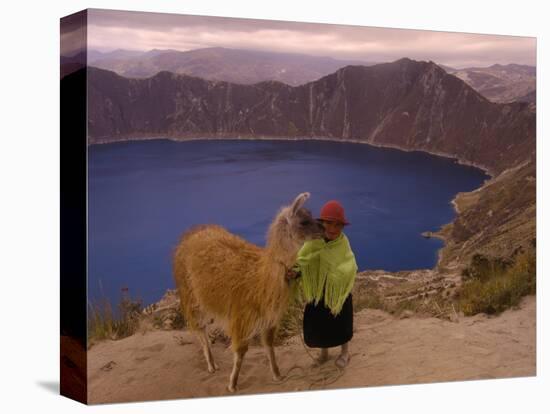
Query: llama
173,192,324,392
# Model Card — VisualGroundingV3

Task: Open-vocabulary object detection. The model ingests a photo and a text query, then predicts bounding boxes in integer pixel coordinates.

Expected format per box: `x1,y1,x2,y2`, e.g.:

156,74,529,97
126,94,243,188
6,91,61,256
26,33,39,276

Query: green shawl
293,233,358,316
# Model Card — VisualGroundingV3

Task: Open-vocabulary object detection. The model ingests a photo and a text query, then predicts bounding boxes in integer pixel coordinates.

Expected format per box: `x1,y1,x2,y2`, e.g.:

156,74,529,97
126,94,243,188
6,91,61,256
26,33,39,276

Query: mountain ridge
86,59,535,175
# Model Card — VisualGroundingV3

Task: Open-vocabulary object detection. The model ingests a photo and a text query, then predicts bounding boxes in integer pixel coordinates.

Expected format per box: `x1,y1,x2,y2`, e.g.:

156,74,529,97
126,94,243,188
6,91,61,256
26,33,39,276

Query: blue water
88,139,488,307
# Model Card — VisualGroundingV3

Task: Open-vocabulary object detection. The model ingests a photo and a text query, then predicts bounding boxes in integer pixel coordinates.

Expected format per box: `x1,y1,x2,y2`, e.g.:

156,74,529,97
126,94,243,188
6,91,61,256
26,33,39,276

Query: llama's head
283,192,325,243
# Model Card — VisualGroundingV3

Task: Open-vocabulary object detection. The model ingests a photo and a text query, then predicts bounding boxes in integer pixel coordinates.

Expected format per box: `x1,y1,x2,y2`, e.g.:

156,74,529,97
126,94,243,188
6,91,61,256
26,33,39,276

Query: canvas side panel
60,9,88,405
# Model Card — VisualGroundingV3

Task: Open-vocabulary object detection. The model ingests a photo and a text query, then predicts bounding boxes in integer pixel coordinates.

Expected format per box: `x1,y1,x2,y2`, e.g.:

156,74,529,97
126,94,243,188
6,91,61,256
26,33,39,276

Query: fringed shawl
294,233,357,316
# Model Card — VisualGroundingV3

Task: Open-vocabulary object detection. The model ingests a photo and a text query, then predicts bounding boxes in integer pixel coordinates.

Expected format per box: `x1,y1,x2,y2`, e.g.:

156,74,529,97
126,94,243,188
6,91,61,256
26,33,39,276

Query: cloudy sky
67,8,536,68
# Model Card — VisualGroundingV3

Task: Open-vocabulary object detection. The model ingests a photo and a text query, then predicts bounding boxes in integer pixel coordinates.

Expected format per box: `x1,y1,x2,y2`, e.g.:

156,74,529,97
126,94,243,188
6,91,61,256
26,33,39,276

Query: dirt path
88,296,536,404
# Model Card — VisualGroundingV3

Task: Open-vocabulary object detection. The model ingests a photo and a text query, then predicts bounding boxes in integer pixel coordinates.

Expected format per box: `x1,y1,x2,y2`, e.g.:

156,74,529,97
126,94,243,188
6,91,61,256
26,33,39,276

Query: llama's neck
262,211,302,271
263,243,299,271
255,211,301,320
258,243,299,301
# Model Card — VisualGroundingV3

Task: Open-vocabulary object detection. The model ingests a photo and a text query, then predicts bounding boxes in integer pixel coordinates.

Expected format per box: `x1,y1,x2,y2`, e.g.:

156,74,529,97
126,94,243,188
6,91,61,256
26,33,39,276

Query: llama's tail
172,231,203,331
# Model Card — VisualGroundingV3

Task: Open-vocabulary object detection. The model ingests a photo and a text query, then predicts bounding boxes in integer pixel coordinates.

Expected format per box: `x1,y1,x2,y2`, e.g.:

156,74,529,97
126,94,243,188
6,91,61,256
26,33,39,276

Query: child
287,200,358,368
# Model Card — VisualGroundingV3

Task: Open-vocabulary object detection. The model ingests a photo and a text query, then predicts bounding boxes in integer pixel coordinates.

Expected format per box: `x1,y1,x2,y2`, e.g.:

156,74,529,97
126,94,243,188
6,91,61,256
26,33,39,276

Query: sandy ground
88,296,536,404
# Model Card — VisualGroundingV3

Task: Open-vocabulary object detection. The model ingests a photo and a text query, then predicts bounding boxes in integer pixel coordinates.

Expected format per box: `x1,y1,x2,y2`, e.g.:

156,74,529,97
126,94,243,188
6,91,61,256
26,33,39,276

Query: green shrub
461,253,512,282
459,247,536,316
171,311,186,330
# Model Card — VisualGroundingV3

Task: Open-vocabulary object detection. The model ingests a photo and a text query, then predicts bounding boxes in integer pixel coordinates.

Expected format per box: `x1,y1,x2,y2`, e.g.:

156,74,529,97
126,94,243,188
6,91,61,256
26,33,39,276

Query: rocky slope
443,159,535,258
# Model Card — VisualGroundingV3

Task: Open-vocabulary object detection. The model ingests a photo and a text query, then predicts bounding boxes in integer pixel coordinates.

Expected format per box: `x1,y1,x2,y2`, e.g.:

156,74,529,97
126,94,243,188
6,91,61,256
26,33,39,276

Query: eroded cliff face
86,59,535,175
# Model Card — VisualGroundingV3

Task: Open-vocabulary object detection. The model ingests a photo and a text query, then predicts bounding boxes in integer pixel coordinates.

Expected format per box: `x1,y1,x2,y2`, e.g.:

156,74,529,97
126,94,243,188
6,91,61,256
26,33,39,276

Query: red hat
318,200,350,225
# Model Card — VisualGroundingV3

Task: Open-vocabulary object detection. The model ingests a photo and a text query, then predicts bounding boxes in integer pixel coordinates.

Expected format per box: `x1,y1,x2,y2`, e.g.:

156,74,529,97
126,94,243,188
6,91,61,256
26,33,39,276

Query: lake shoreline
88,134,494,177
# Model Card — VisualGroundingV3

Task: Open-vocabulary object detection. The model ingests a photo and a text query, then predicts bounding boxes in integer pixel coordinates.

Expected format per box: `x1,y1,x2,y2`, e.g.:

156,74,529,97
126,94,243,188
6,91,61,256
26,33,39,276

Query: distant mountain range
60,51,86,78
88,49,145,63
87,47,373,86
62,47,537,105
442,63,536,104
83,58,534,176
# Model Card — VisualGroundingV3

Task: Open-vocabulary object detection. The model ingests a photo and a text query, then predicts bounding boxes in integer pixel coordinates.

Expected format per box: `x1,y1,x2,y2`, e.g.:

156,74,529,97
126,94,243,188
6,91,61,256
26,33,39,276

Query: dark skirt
303,294,353,348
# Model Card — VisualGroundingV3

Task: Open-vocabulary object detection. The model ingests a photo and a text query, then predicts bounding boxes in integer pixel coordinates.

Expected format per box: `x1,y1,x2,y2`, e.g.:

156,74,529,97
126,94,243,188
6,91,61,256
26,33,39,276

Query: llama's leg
196,327,218,373
175,266,218,372
228,341,249,393
261,327,282,382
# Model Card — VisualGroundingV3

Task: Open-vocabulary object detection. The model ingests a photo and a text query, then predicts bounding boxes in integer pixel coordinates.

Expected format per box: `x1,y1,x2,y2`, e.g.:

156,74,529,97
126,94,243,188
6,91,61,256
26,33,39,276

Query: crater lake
88,139,489,308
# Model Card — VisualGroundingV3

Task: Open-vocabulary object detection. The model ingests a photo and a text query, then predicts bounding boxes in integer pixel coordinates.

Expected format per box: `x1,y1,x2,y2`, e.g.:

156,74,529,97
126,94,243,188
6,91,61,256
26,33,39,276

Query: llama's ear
290,192,310,216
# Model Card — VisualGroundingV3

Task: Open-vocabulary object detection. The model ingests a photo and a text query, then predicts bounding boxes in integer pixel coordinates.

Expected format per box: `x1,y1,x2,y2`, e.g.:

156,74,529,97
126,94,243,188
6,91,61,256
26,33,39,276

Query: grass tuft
88,289,143,345
458,245,536,316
